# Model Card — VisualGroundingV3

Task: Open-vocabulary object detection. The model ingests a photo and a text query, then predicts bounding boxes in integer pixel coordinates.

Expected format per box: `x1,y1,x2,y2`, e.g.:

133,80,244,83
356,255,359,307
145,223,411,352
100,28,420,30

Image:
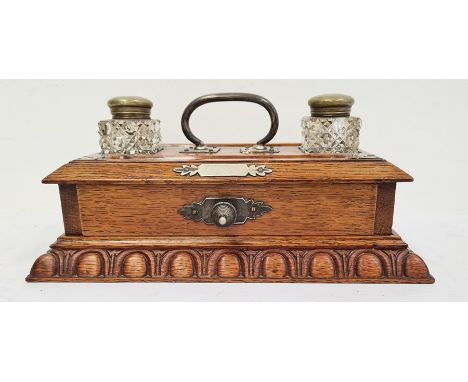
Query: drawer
73,183,379,237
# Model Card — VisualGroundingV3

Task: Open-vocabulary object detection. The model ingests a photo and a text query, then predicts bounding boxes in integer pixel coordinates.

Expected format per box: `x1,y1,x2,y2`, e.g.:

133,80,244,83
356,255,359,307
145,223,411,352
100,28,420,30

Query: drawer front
77,183,377,236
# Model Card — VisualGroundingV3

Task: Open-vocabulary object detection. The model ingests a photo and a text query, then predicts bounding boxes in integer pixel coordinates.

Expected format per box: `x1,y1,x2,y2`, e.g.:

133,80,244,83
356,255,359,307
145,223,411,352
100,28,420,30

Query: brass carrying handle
181,93,279,150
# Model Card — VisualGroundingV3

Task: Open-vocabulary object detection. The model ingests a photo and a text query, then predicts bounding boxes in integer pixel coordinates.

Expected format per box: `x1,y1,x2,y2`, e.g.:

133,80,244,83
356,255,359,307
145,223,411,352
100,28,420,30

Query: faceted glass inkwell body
300,94,361,156
98,96,162,154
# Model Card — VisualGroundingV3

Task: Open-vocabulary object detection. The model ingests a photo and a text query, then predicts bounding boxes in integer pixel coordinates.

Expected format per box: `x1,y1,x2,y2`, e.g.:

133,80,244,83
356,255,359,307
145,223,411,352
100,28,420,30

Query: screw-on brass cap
308,94,354,118
107,96,153,119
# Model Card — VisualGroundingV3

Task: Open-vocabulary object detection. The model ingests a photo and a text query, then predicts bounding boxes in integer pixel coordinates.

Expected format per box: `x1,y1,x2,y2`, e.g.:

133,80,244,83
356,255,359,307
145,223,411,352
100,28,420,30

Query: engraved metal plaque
174,163,272,177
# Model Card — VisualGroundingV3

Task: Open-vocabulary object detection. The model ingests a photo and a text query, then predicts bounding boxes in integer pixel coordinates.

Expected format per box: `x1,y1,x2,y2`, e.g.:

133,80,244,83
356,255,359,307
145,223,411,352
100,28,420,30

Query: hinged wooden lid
43,144,413,185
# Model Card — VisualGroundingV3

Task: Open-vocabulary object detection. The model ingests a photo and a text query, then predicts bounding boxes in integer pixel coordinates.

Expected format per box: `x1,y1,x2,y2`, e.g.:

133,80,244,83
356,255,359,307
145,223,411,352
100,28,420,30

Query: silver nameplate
174,163,272,177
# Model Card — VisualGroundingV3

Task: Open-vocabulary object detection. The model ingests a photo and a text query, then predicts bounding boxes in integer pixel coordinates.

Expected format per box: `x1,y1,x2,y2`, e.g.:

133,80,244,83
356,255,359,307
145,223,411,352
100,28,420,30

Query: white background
1,1,467,382
0,79,467,301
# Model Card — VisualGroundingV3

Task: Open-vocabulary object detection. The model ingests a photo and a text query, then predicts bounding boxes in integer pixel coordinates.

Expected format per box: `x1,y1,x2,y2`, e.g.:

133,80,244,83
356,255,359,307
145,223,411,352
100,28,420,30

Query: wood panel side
59,185,82,235
374,183,396,235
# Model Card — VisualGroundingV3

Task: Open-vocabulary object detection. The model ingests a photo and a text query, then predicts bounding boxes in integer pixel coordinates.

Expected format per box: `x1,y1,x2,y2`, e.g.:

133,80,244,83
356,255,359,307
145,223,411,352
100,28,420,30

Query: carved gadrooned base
26,236,434,283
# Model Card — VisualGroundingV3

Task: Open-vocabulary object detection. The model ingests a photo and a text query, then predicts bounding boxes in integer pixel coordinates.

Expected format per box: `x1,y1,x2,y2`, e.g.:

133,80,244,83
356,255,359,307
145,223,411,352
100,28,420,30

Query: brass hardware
180,93,279,154
179,197,272,227
107,96,153,119
308,94,354,118
174,163,272,177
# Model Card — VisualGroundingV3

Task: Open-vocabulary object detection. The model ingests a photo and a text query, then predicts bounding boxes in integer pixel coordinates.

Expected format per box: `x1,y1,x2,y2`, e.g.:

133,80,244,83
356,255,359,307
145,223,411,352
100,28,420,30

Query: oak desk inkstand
27,93,434,283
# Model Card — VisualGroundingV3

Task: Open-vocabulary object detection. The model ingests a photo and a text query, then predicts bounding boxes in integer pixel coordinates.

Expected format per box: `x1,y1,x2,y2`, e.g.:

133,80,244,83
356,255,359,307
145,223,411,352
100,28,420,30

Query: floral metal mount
174,163,272,177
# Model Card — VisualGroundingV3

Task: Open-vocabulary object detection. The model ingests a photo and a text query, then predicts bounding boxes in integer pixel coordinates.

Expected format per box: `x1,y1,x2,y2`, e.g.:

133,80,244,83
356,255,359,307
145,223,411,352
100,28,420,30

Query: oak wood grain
26,240,434,283
44,161,413,185
43,145,413,185
59,185,82,235
28,144,433,284
51,233,407,249
374,183,396,235
77,183,377,236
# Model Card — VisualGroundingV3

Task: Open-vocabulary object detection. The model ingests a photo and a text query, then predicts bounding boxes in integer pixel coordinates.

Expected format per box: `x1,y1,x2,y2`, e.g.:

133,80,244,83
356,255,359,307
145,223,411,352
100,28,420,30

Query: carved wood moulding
26,247,434,283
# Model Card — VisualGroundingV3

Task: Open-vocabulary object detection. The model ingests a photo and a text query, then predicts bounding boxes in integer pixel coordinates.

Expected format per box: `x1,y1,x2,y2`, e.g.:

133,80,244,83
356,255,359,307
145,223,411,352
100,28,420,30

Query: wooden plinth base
26,234,434,283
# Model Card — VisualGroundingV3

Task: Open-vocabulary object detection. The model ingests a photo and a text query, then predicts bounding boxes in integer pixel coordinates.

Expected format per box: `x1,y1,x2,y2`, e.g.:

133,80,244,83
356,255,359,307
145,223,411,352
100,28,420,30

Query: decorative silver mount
178,197,272,227
179,146,220,154
240,145,279,154
174,163,272,177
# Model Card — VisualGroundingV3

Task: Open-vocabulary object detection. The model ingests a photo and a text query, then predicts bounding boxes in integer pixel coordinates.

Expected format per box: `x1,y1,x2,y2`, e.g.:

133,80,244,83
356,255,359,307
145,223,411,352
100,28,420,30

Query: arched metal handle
181,93,279,153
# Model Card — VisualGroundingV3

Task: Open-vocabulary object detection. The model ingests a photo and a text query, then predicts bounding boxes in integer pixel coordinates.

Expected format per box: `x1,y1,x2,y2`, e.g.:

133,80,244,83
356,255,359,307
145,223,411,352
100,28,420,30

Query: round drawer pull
211,202,237,227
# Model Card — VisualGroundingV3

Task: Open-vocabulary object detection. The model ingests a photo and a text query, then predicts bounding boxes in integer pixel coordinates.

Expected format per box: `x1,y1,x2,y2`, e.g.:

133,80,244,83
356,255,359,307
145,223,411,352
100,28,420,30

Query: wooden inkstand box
27,93,434,283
